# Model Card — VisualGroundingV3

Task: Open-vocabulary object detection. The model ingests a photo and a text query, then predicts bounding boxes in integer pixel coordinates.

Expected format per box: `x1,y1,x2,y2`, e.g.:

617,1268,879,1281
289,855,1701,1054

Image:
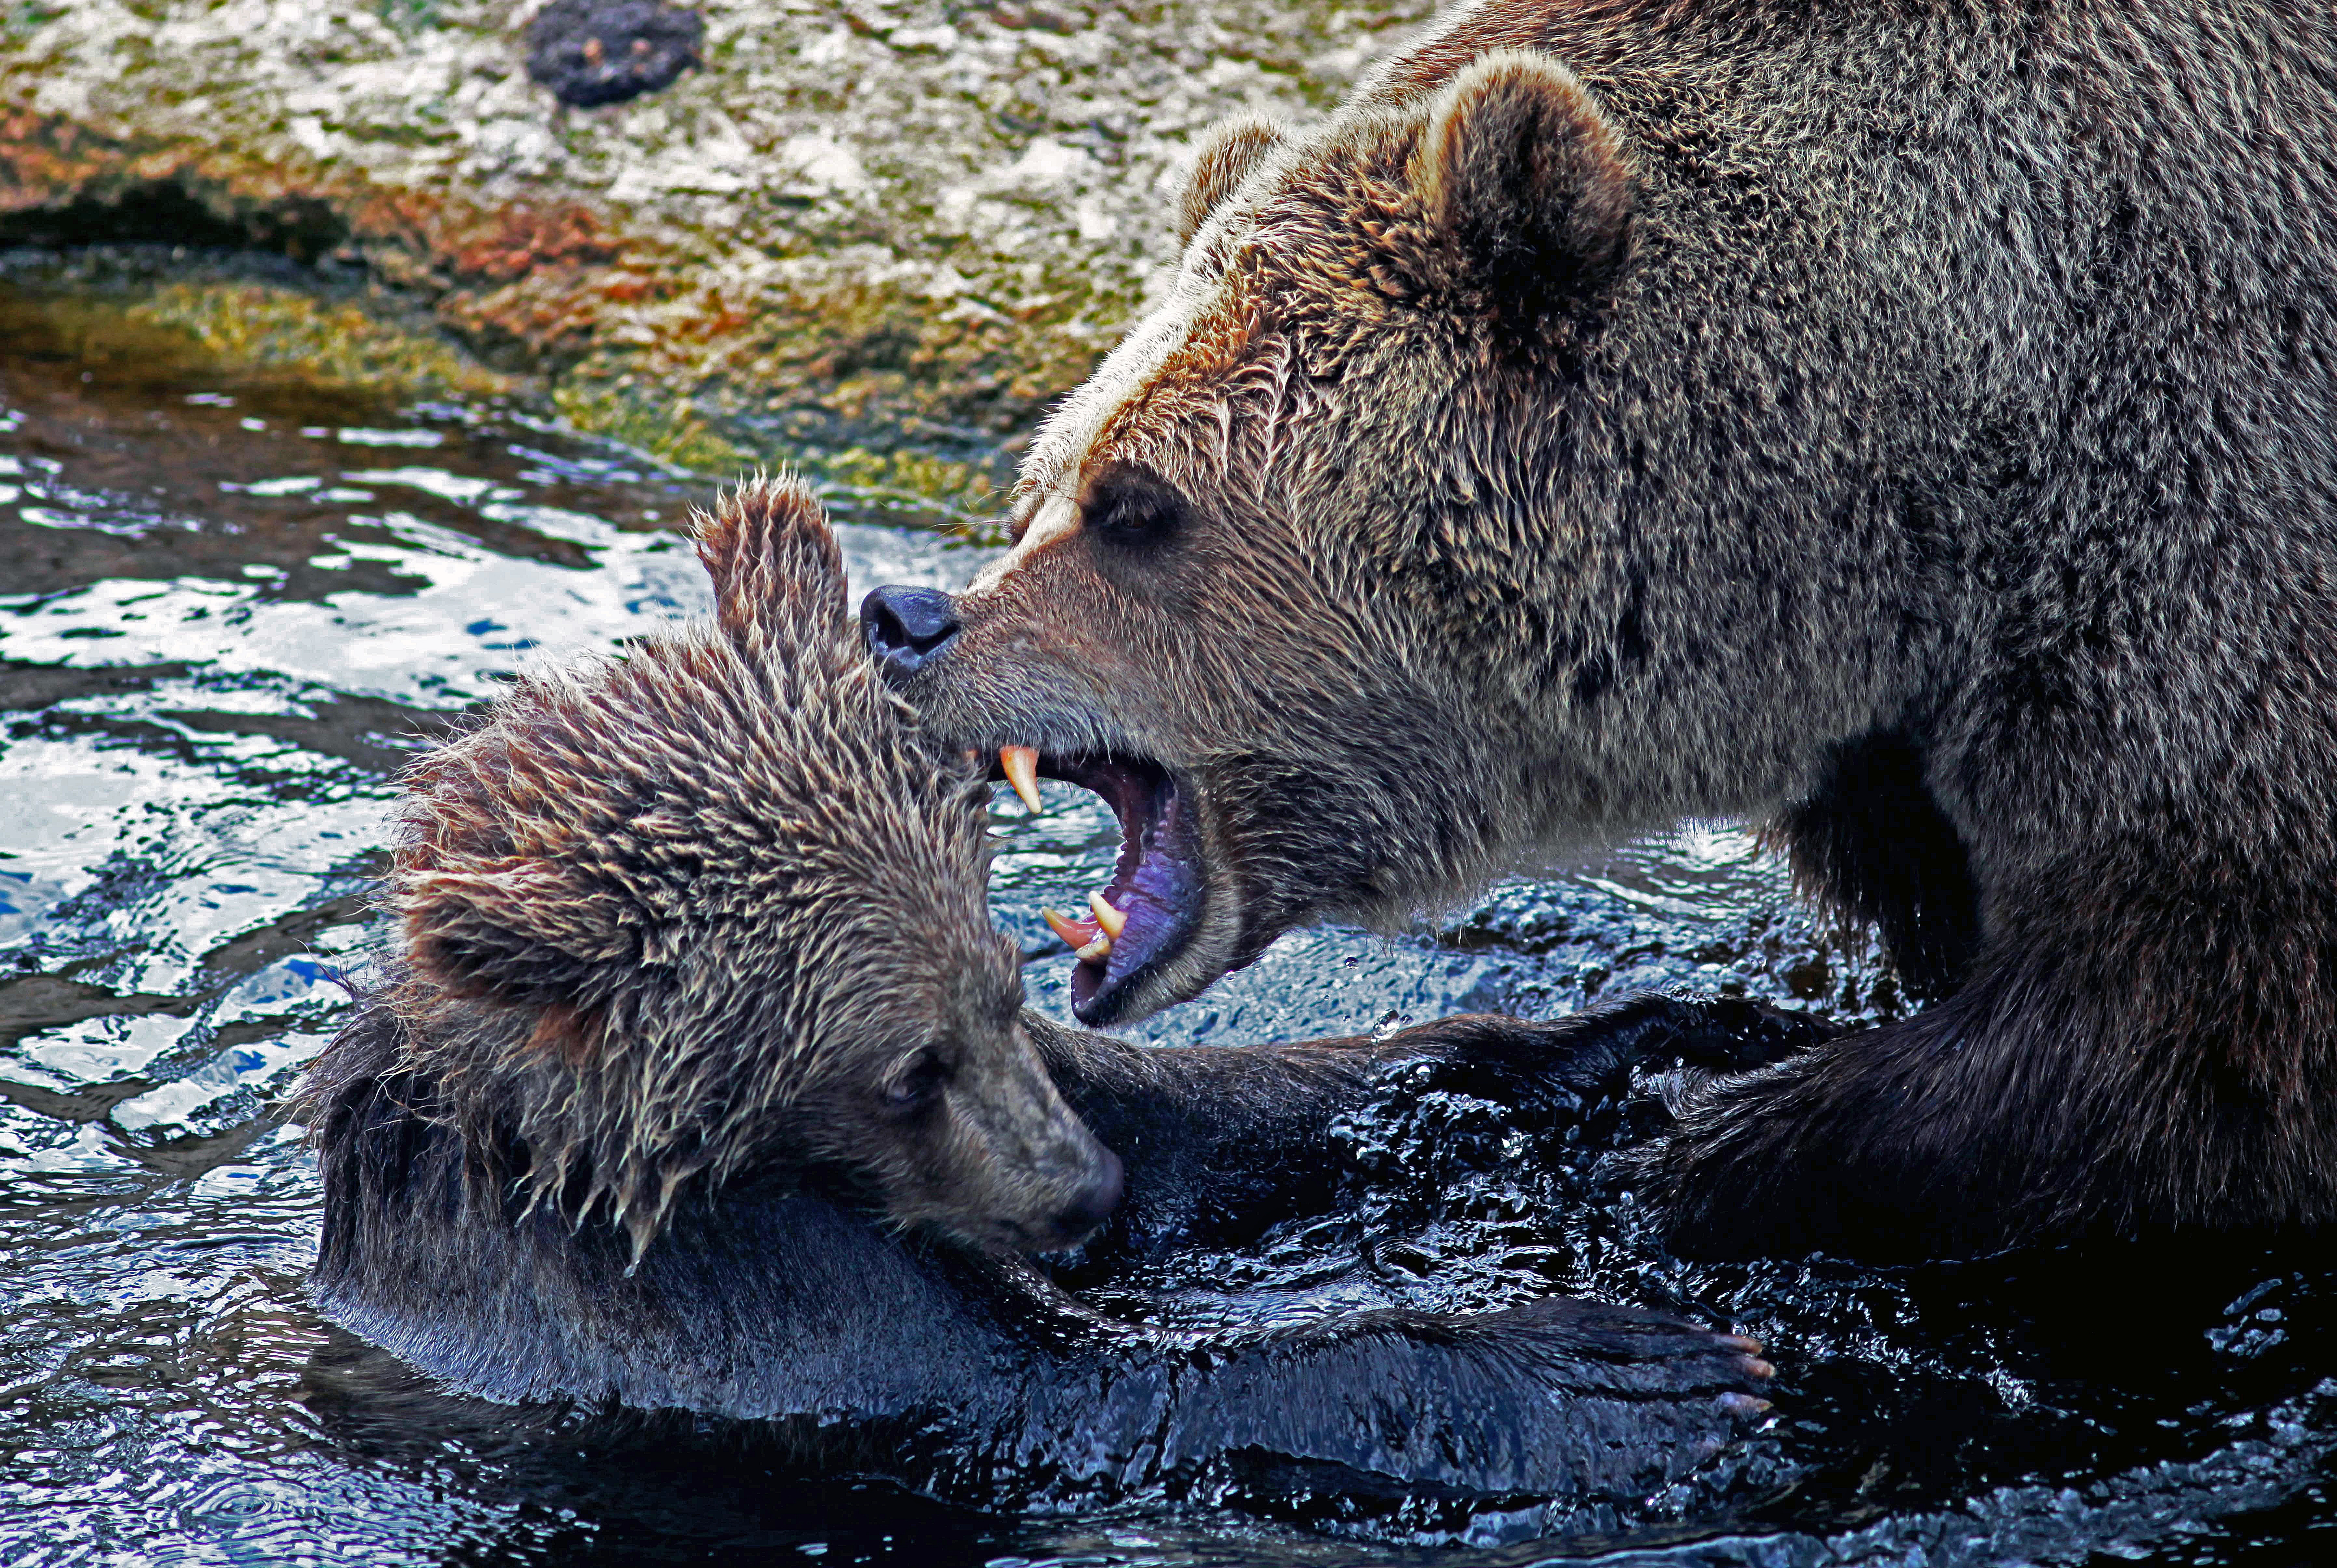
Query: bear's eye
1081,465,1186,549
881,1047,953,1114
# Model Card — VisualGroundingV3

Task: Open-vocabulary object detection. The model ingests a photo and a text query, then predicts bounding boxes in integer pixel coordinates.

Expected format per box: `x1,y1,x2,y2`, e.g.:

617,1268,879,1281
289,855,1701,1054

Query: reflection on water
1,279,2334,1567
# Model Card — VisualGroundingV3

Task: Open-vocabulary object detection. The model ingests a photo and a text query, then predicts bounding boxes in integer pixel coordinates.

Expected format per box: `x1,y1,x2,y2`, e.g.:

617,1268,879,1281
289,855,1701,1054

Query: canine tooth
1043,907,1099,948
1088,891,1126,939
1001,745,1044,814
1043,906,1111,963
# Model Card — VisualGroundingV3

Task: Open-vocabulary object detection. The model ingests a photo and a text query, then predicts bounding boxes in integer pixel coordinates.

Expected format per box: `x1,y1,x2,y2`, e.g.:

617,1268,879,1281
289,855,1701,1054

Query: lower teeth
1043,906,1110,960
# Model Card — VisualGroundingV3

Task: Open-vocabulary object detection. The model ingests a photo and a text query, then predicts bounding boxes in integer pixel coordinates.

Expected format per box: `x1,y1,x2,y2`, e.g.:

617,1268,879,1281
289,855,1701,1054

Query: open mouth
998,745,1203,1026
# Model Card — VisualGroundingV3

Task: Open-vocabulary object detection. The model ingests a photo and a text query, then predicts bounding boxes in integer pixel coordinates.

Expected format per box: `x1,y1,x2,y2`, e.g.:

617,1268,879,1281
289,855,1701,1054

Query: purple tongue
1064,764,1203,1025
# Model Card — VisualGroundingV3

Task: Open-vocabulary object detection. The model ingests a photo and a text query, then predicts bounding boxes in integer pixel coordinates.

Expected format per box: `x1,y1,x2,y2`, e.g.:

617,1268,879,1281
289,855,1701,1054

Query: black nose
860,585,961,680
1059,1146,1125,1235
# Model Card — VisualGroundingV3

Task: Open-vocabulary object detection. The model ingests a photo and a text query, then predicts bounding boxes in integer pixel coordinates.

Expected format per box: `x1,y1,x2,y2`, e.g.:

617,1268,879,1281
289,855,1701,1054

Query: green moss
810,446,1004,533
375,0,441,33
551,377,1006,533
125,283,514,398
551,382,753,475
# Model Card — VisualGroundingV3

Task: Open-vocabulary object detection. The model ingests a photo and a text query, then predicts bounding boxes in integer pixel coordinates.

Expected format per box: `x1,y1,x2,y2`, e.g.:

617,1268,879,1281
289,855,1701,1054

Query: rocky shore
0,1,1432,504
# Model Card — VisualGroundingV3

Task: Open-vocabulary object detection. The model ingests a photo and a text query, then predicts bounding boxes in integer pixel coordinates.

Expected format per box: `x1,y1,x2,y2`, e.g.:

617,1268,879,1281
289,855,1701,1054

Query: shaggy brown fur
294,480,1774,1511
869,0,2337,1260
341,474,1118,1257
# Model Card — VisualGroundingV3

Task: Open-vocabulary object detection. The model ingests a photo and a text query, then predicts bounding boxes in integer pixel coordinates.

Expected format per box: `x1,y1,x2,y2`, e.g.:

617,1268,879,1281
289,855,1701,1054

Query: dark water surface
2,280,2334,1567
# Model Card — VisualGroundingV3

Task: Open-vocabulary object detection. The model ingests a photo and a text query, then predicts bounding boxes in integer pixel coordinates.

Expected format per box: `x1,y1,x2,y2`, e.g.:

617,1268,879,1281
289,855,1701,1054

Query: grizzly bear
296,476,1773,1511
863,1,2337,1262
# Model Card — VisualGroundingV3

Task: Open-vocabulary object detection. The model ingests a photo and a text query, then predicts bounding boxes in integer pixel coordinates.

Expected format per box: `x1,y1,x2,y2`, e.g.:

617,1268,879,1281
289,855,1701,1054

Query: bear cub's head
383,475,1121,1257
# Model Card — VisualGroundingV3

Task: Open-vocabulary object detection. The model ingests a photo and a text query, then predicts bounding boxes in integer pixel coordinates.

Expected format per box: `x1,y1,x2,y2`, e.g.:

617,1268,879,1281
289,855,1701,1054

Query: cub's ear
691,471,848,652
1412,50,1633,319
1174,114,1288,248
399,860,640,1013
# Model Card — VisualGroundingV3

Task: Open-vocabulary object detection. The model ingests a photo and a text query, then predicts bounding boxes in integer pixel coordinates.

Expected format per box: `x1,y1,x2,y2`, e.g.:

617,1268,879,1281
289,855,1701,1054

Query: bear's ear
1174,114,1288,248
691,472,848,653
400,860,639,1013
1412,50,1633,320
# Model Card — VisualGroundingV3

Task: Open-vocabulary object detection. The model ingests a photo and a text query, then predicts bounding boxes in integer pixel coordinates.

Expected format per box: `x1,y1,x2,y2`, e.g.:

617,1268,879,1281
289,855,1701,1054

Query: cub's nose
1056,1146,1125,1240
860,585,961,680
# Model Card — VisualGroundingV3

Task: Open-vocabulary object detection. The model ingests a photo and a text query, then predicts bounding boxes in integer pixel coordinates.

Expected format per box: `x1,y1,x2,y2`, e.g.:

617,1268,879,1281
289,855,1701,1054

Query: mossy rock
0,0,1434,463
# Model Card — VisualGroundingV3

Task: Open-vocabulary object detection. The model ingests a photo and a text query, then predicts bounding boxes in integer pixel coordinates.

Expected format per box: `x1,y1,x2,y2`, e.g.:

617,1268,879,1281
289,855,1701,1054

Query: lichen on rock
0,0,1434,499
128,278,517,399
0,247,521,403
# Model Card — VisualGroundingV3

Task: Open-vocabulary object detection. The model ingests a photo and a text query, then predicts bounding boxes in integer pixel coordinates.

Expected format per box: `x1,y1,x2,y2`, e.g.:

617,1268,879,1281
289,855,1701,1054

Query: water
1,276,2334,1567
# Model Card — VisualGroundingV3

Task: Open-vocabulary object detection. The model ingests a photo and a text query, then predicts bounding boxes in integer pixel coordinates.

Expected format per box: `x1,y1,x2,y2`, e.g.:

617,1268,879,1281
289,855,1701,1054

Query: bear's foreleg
1146,1293,1773,1504
1026,1011,1428,1253
1025,998,1836,1255
1767,726,1983,1004
1647,862,2337,1260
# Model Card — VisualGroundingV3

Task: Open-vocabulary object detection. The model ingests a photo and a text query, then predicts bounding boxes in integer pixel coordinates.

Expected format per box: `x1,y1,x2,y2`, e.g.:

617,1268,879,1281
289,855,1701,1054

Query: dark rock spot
0,181,349,265
526,0,704,109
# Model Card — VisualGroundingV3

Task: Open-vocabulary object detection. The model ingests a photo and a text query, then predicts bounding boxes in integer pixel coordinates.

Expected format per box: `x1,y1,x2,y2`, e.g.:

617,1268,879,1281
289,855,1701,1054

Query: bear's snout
975,1107,1125,1252
899,1038,1131,1253
861,585,960,680
1054,1144,1125,1240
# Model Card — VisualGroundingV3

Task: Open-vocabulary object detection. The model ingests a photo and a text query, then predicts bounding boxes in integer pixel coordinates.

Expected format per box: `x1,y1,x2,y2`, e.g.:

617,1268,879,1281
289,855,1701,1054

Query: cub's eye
1081,465,1187,549
881,1048,953,1113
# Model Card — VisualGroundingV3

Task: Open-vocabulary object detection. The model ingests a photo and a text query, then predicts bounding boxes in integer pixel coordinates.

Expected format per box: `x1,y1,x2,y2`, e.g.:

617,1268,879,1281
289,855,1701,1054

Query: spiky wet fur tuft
323,475,1000,1257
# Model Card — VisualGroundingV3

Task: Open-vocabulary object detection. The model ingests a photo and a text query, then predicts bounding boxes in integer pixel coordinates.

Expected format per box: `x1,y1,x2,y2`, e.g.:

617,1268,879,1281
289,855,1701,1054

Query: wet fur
317,476,1109,1258
296,478,1770,1508
889,1,2337,1259
306,996,1776,1508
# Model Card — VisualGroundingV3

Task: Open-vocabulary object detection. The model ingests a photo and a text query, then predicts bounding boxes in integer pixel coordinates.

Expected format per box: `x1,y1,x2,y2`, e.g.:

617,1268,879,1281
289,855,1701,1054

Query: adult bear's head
868,52,1644,1026
388,476,1122,1255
